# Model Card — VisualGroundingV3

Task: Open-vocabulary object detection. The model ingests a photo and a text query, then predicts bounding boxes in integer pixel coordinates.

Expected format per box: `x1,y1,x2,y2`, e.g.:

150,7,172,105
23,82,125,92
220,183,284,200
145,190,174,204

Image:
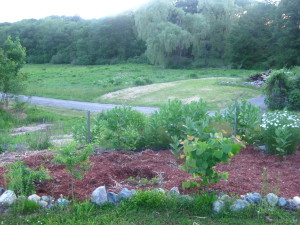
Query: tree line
0,0,298,69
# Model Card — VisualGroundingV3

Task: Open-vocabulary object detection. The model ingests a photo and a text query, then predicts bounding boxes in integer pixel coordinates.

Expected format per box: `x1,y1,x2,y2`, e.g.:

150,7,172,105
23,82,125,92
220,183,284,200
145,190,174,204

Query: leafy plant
9,198,40,214
26,129,52,150
53,142,93,199
169,135,183,157
4,161,51,196
260,110,300,155
181,133,242,185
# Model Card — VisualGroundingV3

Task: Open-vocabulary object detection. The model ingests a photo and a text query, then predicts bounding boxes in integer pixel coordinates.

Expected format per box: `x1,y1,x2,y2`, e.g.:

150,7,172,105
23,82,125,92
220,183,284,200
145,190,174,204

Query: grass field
21,64,262,109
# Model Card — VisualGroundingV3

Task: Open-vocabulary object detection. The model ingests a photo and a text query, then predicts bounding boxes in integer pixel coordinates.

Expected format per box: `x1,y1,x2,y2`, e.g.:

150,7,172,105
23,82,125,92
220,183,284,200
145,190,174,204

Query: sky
0,0,151,23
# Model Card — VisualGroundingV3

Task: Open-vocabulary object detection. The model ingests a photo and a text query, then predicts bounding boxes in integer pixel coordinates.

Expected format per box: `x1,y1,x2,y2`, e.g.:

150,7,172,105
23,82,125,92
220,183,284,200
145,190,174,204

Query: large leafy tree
0,36,26,104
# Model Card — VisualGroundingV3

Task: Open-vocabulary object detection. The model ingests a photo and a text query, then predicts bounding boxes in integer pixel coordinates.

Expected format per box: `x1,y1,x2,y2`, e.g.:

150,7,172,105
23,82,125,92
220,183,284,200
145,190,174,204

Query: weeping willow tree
135,0,194,67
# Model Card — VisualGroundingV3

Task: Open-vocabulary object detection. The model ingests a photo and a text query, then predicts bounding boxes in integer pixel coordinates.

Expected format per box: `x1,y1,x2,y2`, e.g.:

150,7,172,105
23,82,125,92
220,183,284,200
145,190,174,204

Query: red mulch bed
0,146,299,200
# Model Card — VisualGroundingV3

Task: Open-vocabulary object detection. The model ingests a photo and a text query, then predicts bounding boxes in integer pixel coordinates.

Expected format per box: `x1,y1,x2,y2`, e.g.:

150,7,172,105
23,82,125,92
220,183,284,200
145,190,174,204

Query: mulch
0,145,299,200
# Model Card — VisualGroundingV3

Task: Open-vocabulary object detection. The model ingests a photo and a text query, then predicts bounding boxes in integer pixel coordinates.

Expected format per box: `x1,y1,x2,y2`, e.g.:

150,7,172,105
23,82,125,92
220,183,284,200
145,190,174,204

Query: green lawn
98,77,261,110
21,64,262,106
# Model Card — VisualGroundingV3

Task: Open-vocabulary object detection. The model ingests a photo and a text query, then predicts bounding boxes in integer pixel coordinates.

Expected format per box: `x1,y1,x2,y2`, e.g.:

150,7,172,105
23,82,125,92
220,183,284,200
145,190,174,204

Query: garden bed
0,145,299,200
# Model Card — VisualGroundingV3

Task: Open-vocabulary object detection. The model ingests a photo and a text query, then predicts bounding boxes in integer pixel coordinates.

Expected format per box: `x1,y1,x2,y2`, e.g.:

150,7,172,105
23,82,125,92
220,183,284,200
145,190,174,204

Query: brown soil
0,146,299,200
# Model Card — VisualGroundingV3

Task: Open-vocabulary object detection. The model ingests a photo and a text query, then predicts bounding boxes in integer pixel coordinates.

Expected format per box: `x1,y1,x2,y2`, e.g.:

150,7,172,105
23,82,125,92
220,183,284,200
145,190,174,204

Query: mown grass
98,78,261,110
0,191,298,225
21,64,262,104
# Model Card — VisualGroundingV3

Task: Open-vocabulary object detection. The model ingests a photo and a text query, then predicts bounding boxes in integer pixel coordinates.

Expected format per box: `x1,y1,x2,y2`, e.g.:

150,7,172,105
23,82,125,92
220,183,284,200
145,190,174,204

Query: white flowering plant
260,110,300,155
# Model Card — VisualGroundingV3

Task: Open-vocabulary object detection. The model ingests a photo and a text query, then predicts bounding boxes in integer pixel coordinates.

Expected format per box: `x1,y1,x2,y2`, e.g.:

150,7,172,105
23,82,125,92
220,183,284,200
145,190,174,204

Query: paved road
15,94,266,115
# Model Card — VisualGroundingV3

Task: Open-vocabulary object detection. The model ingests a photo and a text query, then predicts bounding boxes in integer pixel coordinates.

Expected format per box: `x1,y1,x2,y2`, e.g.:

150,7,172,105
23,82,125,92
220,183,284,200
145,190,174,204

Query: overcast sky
0,0,151,23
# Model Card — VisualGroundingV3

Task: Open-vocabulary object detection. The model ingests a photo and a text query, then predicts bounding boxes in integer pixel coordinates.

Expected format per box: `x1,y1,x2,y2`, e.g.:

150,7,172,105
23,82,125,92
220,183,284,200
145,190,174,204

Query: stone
0,188,5,196
220,195,230,201
231,199,250,211
57,197,70,206
39,200,48,208
41,196,49,202
28,194,41,203
118,188,136,199
91,186,108,205
245,192,261,204
213,200,225,213
107,192,119,204
169,187,180,195
266,193,278,206
292,196,300,206
154,188,165,194
0,190,17,205
277,197,287,207
284,199,299,211
47,204,55,209
179,195,194,202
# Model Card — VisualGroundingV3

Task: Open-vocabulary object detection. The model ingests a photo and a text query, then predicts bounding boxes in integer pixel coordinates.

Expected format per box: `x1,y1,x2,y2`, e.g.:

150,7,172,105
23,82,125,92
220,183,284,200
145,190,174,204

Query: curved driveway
16,94,266,115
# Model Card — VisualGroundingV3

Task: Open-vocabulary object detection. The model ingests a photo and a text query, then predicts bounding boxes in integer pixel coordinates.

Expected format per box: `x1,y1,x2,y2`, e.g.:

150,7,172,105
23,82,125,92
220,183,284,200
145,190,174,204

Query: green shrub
26,129,52,150
181,133,242,185
146,99,210,148
4,161,51,196
10,198,40,214
134,77,153,86
288,89,300,110
223,99,263,144
261,110,300,155
264,70,289,110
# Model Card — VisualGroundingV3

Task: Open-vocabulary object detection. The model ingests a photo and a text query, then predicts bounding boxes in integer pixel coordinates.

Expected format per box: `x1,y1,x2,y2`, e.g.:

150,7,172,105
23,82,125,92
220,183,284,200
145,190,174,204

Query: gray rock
41,196,49,202
39,200,48,208
47,204,55,209
28,194,41,203
0,188,5,196
179,195,194,202
292,196,300,206
57,198,70,206
118,188,136,199
266,193,278,206
245,192,261,204
231,199,250,211
213,200,225,213
220,195,230,201
284,199,299,211
91,186,108,205
169,187,180,195
277,197,287,207
154,188,165,194
107,192,119,204
0,190,17,205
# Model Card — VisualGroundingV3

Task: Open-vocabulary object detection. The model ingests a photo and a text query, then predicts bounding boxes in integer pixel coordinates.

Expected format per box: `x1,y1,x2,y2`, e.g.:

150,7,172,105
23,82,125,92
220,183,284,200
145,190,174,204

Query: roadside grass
98,78,261,110
0,192,298,225
21,64,262,104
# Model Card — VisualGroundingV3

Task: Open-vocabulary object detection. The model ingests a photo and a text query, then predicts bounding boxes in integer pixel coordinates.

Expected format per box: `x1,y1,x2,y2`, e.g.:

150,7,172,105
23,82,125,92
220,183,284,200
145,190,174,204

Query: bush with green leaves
53,142,93,199
146,99,211,148
73,106,147,150
26,129,52,150
222,99,263,144
181,133,242,185
4,161,51,196
260,110,300,155
287,72,300,110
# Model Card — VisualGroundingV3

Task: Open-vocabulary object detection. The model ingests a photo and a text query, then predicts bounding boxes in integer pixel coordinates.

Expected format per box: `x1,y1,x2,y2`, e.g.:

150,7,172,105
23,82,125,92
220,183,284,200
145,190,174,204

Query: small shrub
181,133,242,185
4,161,51,196
288,89,300,110
26,129,52,150
260,110,300,155
134,77,153,86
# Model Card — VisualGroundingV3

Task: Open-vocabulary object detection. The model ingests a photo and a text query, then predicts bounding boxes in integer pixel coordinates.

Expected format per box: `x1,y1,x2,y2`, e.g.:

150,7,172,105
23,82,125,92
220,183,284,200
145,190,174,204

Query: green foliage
261,110,300,155
9,198,40,215
223,99,263,143
264,70,290,110
169,135,183,157
147,99,210,148
4,161,51,196
26,130,52,150
181,133,242,185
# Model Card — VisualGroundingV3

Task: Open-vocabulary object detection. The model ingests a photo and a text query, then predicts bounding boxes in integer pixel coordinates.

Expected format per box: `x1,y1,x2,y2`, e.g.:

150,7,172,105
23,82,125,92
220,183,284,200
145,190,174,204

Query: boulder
277,197,287,207
91,186,108,205
219,195,230,201
292,196,300,206
245,192,261,204
28,194,41,203
285,199,299,211
107,192,119,204
0,190,17,205
41,196,49,202
154,188,165,194
213,200,225,213
231,199,250,211
57,197,70,206
0,188,5,196
118,188,136,199
39,200,48,208
266,193,278,206
169,187,180,195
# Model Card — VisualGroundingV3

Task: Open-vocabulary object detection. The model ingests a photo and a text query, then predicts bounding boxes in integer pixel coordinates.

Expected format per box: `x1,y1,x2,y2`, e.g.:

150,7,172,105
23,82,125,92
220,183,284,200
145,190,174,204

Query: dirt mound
0,146,299,200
